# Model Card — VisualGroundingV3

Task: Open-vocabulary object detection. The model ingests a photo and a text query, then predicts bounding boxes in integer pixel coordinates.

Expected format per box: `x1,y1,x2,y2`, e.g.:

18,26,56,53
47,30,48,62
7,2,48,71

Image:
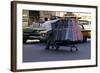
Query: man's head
44,17,48,21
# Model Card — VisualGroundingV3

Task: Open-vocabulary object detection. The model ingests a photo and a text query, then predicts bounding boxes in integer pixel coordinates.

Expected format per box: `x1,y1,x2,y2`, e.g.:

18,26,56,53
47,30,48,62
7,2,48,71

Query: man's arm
50,19,60,23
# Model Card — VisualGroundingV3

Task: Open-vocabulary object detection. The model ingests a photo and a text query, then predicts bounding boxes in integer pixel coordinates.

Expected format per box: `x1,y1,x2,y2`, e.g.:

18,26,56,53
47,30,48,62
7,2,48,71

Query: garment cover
52,20,67,41
65,19,83,41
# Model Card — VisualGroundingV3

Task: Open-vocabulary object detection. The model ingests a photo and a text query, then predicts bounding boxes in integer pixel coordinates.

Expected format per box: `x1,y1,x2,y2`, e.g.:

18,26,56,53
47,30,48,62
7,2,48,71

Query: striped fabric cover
72,19,83,41
65,19,83,41
65,19,73,41
51,19,83,42
53,20,67,41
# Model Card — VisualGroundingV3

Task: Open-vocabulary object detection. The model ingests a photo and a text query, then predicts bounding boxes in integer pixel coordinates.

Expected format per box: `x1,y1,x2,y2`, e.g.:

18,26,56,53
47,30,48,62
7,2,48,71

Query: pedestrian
41,17,60,50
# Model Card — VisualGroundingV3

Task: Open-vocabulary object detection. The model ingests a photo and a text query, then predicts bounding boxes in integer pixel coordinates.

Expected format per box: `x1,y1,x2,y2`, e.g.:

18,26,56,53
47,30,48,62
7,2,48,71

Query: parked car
23,27,47,43
79,20,91,42
81,30,91,42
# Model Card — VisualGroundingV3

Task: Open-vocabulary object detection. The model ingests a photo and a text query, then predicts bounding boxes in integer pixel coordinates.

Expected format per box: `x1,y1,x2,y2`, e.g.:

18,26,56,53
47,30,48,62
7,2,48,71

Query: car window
79,20,91,30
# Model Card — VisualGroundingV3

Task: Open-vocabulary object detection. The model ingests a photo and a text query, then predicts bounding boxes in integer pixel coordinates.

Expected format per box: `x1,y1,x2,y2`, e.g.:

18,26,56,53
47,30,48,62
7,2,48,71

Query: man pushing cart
41,12,83,51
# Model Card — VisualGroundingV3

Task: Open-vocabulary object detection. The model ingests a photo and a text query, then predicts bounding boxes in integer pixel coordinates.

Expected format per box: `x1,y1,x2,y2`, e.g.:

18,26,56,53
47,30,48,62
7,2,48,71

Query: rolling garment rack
46,12,83,52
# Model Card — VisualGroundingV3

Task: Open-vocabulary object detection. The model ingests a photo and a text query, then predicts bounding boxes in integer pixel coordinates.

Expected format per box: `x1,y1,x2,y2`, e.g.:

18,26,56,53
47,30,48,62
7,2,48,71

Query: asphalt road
23,40,91,62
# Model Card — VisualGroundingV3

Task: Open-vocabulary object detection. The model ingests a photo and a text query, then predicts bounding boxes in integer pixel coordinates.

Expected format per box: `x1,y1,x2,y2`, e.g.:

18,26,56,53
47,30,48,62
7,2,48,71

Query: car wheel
23,38,27,43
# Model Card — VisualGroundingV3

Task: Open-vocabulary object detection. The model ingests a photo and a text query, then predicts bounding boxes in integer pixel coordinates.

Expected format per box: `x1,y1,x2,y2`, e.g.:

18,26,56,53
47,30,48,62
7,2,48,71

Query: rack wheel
55,45,59,51
70,46,78,52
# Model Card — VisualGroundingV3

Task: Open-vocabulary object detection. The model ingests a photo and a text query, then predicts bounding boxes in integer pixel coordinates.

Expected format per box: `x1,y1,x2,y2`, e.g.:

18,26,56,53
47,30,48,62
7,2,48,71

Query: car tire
23,38,27,43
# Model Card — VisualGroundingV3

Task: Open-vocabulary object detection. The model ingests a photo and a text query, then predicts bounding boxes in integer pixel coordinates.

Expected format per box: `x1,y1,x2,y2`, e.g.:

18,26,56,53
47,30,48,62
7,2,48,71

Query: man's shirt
41,19,59,31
